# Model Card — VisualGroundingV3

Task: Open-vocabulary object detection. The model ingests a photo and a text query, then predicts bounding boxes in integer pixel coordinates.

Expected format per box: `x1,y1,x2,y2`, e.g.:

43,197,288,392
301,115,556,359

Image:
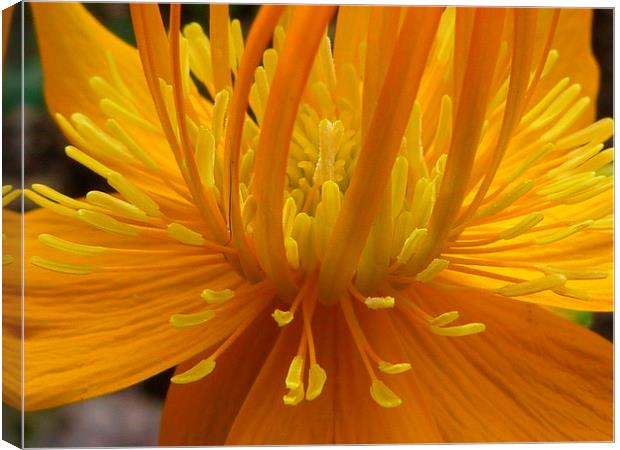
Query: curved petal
225,304,339,444
334,305,442,443
31,3,154,123
14,208,253,411
159,310,279,445
396,284,612,441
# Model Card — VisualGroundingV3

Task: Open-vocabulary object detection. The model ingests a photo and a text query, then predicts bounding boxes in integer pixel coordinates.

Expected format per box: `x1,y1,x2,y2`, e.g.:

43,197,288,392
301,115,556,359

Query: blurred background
2,4,613,447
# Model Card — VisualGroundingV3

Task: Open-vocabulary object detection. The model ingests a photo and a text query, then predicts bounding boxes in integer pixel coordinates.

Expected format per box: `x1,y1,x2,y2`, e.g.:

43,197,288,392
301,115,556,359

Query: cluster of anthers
26,6,612,408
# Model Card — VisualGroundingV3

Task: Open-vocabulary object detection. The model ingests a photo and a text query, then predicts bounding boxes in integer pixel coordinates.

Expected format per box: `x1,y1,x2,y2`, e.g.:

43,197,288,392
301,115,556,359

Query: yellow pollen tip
167,223,206,246
496,274,567,297
364,296,395,309
38,234,106,256
429,311,460,326
430,323,486,337
285,355,304,390
200,288,234,304
171,358,216,384
272,309,294,327
169,310,215,328
370,380,402,408
30,256,95,275
283,384,305,406
378,361,412,374
306,363,327,401
77,209,140,237
2,185,13,196
416,258,449,282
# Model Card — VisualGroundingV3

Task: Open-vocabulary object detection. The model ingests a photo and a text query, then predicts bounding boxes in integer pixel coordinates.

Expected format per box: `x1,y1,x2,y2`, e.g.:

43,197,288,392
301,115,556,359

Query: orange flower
3,4,613,444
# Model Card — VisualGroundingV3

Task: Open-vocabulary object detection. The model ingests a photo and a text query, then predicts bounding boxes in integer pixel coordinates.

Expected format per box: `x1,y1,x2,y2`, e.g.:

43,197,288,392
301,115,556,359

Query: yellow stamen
429,310,459,326
378,361,412,374
30,256,94,275
38,234,105,256
272,309,294,327
201,288,235,304
430,322,485,337
166,223,206,246
534,220,593,245
169,310,215,328
86,191,149,221
496,273,567,297
369,379,402,408
171,358,216,384
364,296,395,310
499,212,544,240
283,384,305,406
285,355,304,390
77,209,140,236
306,363,327,401
415,258,449,282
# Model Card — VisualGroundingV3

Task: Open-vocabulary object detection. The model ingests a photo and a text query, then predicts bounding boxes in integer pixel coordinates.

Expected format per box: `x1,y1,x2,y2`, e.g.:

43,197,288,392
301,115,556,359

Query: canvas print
2,3,614,445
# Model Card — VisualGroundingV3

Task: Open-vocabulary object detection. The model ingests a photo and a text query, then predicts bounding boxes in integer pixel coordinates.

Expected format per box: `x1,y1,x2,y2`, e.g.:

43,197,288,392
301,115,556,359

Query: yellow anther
200,288,234,304
538,265,608,280
540,96,590,143
65,145,112,178
171,358,216,384
364,296,395,310
306,363,327,401
262,48,278,82
520,77,570,126
282,197,297,237
534,220,593,245
32,184,91,210
499,212,545,240
285,355,304,390
71,113,134,161
391,156,409,219
86,191,148,221
405,102,428,179
541,49,559,78
544,176,603,201
272,309,294,327
30,256,94,275
496,274,567,297
106,172,161,217
410,179,435,228
430,323,486,337
285,236,300,270
99,98,161,133
321,180,341,226
2,185,13,196
39,234,105,256
429,310,459,326
167,223,206,246
478,179,534,218
370,380,402,408
2,189,20,207
553,286,590,301
195,127,216,187
77,209,140,237
416,258,449,283
539,171,596,196
530,83,582,130
580,148,614,173
169,310,215,328
556,118,613,151
24,189,77,218
3,255,15,265
212,90,230,143
184,22,214,87
378,362,412,374
283,384,305,406
106,119,159,170
397,228,427,265
291,213,317,272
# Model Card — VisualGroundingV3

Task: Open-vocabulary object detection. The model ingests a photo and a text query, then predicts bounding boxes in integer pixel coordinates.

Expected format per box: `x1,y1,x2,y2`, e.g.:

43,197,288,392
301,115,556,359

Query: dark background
2,5,613,446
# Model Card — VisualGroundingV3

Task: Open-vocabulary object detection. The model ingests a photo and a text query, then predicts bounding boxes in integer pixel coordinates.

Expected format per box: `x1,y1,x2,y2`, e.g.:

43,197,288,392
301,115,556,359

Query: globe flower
3,3,613,444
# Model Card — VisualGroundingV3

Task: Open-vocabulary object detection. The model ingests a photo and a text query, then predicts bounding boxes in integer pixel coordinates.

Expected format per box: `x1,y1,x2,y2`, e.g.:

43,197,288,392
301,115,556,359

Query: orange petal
31,3,155,124
335,306,442,443
159,310,278,445
396,283,612,441
225,304,338,444
15,208,255,410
